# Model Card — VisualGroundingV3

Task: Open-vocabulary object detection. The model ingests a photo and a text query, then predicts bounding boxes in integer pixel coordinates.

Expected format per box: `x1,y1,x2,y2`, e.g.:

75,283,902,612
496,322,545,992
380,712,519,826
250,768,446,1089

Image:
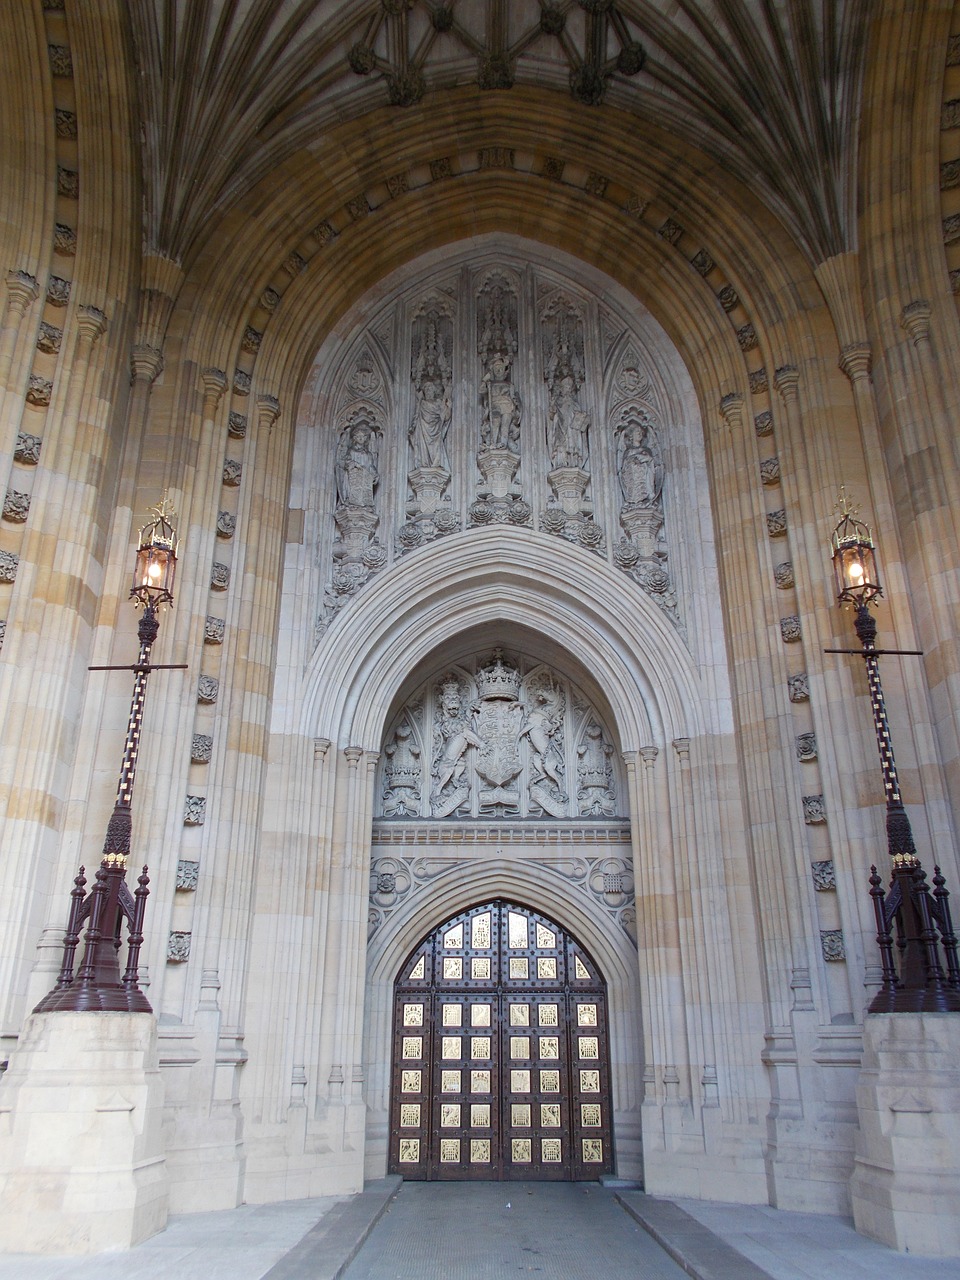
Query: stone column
0,269,39,437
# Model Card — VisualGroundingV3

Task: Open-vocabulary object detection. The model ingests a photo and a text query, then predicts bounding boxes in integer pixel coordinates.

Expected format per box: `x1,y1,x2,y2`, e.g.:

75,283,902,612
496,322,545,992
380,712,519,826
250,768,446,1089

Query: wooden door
389,900,613,1180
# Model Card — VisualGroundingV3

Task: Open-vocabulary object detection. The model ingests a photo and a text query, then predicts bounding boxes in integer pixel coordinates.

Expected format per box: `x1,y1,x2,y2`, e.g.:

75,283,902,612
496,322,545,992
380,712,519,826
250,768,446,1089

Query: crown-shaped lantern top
831,487,882,607
475,648,521,701
131,494,179,608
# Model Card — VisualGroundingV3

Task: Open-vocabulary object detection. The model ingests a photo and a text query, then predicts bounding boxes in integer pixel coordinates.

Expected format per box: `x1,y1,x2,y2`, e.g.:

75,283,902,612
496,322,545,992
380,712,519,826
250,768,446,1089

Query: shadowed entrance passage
341,1182,688,1279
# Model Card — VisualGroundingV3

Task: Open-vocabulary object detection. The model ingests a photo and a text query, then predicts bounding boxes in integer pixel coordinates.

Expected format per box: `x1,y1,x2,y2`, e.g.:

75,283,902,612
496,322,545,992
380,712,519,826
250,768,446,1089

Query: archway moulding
301,528,706,752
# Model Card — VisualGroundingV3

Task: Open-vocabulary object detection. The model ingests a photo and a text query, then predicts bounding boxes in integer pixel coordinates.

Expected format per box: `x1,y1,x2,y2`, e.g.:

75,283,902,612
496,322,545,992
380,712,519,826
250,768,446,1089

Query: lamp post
35,498,184,1014
828,490,960,1012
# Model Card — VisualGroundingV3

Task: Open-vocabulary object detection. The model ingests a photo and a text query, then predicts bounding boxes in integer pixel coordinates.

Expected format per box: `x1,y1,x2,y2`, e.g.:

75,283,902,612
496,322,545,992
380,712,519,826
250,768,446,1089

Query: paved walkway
2,1180,960,1279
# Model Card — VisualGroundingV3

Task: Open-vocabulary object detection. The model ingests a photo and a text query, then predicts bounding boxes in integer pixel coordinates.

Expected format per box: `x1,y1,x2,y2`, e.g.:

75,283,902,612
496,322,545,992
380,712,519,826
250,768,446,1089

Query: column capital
838,342,871,383
131,343,163,384
200,366,228,415
900,299,932,347
774,364,800,401
76,304,108,346
344,745,365,766
672,737,691,763
313,736,331,761
639,745,659,769
256,393,281,430
5,269,39,316
718,392,745,428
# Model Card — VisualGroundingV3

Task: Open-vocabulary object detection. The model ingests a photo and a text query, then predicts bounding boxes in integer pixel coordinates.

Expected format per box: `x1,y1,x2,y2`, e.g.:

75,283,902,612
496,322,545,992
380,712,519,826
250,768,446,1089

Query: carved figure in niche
335,416,379,509
382,721,422,817
409,376,452,471
548,373,590,470
577,722,616,816
520,677,567,818
431,677,482,817
617,415,661,507
480,352,522,451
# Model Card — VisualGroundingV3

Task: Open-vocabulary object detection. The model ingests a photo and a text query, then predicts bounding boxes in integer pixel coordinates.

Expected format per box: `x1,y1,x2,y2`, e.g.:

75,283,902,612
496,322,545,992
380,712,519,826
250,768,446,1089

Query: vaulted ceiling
129,1,871,270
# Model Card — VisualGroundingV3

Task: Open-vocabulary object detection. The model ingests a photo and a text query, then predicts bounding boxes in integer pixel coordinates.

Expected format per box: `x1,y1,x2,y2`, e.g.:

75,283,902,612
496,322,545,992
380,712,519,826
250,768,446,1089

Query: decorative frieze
48,44,73,76
820,929,845,961
57,167,79,199
780,615,802,643
184,795,206,825
691,250,714,276
788,672,810,702
0,551,19,583
167,931,191,963
657,218,682,244
717,284,739,312
204,616,225,644
795,732,817,762
46,276,71,307
191,733,213,763
54,223,77,255
760,456,781,485
26,376,52,407
773,561,795,590
314,221,337,244
3,491,30,523
176,860,200,891
222,459,242,486
811,860,836,891
36,322,62,354
802,793,826,824
228,411,247,439
766,509,786,537
217,510,236,538
210,561,230,590
197,675,219,704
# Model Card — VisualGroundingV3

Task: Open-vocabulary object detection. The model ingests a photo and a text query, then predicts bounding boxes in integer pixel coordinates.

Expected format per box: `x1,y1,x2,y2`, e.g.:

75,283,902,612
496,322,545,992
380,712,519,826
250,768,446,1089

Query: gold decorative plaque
536,924,557,949
511,1069,531,1093
540,1069,560,1093
403,1003,424,1026
470,1070,491,1092
537,957,558,979
472,912,491,949
471,1036,491,1060
542,1138,562,1163
441,1103,461,1127
471,1103,490,1127
510,1003,530,1026
541,1103,560,1127
511,1037,530,1059
508,912,529,949
442,957,463,979
539,1036,559,1059
579,1069,600,1092
409,955,425,980
471,957,491,979
577,1003,598,1026
471,1139,491,1162
538,1004,559,1026
575,955,590,980
440,1138,460,1162
578,1036,599,1059
401,1070,421,1092
509,957,529,979
441,1036,461,1059
399,1138,420,1162
511,1103,531,1126
401,1036,422,1059
443,923,463,949
400,1104,420,1127
512,1138,532,1162
582,1138,603,1162
442,1003,462,1026
581,1103,601,1127
471,1003,491,1026
441,1070,461,1092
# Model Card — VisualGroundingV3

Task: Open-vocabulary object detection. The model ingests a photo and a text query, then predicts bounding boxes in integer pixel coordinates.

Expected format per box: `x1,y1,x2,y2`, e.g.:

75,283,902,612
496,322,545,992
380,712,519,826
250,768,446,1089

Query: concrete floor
1,1182,960,1280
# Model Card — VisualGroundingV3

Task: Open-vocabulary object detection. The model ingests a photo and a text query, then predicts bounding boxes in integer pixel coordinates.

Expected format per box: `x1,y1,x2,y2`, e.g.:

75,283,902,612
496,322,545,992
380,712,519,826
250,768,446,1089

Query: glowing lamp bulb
849,561,863,583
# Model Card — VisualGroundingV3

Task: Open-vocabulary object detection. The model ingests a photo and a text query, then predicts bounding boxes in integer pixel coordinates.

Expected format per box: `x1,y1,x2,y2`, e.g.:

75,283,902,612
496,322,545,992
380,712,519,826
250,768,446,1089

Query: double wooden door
389,900,613,1181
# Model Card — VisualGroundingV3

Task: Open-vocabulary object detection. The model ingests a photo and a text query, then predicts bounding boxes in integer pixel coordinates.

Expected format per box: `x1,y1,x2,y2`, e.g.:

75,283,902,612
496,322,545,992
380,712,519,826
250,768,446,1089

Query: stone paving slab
616,1193,772,1279
263,1178,401,1280
339,1181,690,1279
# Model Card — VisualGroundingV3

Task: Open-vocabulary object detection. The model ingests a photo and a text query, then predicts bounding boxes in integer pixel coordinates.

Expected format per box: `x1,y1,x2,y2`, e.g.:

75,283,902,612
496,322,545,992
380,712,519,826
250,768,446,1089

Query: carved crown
475,649,521,701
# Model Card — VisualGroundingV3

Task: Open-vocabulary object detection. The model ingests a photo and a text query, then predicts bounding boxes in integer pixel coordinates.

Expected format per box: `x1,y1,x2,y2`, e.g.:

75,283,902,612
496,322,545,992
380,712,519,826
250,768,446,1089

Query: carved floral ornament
315,257,682,636
377,649,622,822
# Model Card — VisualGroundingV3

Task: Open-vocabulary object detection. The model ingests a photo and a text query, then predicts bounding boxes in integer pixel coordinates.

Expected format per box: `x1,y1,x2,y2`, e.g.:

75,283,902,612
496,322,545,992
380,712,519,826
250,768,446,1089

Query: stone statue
548,373,590,469
480,352,522,451
382,721,422,817
617,416,661,506
335,418,379,509
577,721,616,816
519,684,564,788
409,376,452,471
431,678,482,816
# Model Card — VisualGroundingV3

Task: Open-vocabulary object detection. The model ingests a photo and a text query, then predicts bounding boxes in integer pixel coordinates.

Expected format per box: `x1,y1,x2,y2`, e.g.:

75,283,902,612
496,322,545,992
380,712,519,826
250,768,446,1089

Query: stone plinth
850,1012,960,1256
0,1011,168,1253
